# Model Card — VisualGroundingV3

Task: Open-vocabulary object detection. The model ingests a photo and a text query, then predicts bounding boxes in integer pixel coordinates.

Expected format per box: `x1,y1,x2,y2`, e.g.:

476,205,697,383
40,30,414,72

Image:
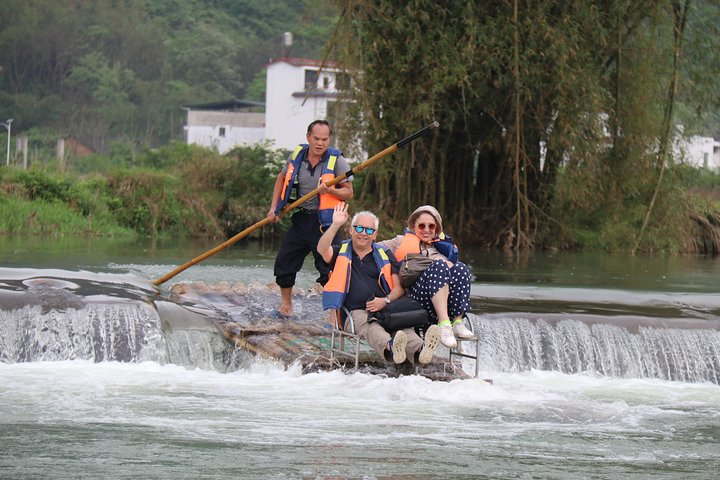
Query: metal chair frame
448,315,481,378
328,306,363,370
329,309,481,378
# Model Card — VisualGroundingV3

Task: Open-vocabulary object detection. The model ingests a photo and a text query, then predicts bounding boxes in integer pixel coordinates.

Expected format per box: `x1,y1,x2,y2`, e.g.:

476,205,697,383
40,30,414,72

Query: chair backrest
330,309,343,330
331,306,356,334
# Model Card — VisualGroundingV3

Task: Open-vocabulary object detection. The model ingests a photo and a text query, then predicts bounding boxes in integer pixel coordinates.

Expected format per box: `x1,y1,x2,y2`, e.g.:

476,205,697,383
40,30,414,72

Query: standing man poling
267,119,353,318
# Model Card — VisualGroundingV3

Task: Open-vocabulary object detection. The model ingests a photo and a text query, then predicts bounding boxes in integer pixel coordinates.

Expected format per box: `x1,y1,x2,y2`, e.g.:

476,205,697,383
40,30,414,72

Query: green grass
0,196,134,237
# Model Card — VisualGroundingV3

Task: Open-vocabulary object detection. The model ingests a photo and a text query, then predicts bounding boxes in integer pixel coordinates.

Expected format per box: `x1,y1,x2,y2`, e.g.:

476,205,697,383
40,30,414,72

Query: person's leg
351,309,392,359
273,214,311,316
448,262,472,319
408,260,451,322
430,284,451,323
278,287,293,317
431,284,457,348
408,260,456,347
447,262,473,337
404,328,423,363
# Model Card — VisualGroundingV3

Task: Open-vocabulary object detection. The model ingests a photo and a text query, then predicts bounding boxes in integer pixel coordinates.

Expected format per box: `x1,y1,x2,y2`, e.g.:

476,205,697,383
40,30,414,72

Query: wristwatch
385,296,391,304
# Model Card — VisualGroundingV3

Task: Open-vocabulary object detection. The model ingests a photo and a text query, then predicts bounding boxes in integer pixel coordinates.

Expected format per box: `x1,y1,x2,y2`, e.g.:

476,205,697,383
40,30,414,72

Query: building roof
266,57,338,69
182,99,265,111
291,91,341,98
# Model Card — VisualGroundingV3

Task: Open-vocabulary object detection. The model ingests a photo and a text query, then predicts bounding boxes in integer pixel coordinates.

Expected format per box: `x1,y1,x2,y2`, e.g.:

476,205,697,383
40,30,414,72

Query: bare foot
277,304,294,318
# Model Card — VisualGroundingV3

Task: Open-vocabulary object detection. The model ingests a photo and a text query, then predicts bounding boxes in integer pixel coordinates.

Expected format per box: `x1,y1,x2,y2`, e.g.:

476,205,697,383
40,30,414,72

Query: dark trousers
274,211,341,288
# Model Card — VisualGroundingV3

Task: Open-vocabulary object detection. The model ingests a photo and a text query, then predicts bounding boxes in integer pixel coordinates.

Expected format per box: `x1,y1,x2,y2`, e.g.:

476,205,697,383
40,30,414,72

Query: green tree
331,0,719,252
0,0,338,149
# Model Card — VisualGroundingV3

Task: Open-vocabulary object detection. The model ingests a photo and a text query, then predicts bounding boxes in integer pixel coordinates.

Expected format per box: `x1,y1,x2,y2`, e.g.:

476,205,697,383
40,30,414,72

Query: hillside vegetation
0,0,337,148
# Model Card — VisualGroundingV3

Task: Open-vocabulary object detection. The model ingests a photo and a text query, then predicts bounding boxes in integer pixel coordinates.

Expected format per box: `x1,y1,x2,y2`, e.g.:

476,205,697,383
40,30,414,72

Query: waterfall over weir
0,301,249,371
1,267,719,384
475,316,720,384
0,303,164,363
0,268,247,370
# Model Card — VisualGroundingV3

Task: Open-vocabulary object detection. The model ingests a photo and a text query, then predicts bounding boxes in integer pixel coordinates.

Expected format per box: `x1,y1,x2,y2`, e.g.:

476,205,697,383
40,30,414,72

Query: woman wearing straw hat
378,205,474,348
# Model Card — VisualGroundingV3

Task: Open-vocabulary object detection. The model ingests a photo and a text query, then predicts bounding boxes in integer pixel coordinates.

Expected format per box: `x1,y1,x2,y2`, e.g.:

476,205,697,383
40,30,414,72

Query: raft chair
448,315,481,378
329,309,482,377
328,306,363,370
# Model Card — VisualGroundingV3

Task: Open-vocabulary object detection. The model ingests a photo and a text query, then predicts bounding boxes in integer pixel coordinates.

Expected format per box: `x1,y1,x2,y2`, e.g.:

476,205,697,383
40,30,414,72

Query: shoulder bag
398,253,434,288
370,296,429,332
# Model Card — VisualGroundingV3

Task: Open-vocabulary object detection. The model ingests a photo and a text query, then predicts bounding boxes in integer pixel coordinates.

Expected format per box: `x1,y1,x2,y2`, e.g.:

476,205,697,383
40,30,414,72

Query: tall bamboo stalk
633,0,691,253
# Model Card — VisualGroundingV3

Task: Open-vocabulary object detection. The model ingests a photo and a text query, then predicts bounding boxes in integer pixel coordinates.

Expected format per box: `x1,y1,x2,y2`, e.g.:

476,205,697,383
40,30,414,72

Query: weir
1,270,719,384
2,300,719,384
474,315,720,383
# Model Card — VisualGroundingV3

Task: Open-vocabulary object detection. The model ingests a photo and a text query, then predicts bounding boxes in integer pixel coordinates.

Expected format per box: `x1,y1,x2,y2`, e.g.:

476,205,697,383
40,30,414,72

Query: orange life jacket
394,230,459,263
322,240,394,311
275,144,343,228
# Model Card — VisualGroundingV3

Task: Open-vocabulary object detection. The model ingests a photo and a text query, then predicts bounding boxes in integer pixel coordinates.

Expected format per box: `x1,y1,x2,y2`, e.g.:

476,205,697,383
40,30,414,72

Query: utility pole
1,118,12,166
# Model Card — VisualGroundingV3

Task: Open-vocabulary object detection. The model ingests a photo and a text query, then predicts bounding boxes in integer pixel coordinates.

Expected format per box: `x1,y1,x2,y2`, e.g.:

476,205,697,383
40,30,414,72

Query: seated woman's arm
374,234,403,253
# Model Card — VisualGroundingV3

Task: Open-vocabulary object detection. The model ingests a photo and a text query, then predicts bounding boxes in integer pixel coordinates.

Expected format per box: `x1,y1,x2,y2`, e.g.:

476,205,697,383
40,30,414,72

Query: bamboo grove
330,0,720,253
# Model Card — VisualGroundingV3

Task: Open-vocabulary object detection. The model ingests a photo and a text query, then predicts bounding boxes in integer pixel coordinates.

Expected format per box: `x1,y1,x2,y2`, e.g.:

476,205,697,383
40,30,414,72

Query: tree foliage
331,0,720,252
0,0,338,149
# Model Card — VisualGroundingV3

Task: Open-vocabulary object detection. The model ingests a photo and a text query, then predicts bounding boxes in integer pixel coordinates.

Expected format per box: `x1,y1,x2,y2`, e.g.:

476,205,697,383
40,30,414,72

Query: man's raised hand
332,202,349,227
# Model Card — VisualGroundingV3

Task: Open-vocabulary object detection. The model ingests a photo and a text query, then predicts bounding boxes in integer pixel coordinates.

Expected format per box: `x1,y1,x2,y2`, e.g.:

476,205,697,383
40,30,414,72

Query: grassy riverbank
0,143,285,240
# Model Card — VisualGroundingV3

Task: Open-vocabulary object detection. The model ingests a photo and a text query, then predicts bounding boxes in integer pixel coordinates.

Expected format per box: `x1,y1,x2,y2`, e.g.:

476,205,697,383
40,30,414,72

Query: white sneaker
453,321,475,339
418,325,440,364
392,330,407,364
439,325,457,349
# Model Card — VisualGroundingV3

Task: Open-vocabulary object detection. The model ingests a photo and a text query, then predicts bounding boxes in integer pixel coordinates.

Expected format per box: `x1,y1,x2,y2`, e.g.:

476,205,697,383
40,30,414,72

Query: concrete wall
185,111,265,153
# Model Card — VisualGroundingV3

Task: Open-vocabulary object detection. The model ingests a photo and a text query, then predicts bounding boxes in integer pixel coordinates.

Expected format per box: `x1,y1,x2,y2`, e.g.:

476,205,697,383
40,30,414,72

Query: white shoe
453,321,474,339
439,325,457,349
418,325,440,364
392,330,407,364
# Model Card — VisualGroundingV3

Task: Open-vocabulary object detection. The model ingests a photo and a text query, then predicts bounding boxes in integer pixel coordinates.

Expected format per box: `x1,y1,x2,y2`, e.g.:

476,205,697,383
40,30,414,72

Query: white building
182,99,265,154
264,57,346,150
676,135,720,169
183,57,347,154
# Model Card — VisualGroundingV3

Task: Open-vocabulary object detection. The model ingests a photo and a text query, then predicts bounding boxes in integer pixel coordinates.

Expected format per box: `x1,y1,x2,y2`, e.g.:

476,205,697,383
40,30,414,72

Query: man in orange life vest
318,202,441,365
267,120,353,318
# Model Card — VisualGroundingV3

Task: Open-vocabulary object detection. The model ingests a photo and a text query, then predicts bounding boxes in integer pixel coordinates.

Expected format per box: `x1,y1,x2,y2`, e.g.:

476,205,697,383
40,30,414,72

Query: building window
704,152,709,168
323,76,330,89
219,127,226,138
304,69,319,90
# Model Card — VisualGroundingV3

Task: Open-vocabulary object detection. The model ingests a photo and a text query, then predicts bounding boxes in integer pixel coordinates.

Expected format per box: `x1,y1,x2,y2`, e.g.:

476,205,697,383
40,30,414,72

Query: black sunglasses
352,225,376,235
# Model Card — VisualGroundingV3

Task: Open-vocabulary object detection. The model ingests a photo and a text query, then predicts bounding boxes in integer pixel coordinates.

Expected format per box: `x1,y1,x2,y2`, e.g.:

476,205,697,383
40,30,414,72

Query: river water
1,236,719,479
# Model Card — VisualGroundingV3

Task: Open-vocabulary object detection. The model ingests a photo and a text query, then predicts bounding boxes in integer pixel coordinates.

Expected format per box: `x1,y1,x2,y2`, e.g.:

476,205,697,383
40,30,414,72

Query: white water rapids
1,248,720,478
1,360,719,479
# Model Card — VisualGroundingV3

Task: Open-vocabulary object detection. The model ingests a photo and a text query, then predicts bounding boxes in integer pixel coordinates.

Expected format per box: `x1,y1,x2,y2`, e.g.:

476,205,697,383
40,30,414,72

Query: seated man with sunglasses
376,205,474,349
318,202,441,365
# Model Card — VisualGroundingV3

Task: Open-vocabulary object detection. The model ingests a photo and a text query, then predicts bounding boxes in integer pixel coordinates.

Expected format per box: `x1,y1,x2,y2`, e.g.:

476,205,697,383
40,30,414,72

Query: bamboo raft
169,281,475,381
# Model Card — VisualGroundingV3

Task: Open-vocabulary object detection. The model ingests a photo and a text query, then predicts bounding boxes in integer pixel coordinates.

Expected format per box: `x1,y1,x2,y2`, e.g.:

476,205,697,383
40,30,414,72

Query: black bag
370,296,429,331
399,253,434,288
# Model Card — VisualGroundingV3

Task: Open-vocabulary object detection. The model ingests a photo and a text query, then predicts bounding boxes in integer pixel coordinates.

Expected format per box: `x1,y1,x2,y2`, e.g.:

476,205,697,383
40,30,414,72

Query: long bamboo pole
152,121,439,285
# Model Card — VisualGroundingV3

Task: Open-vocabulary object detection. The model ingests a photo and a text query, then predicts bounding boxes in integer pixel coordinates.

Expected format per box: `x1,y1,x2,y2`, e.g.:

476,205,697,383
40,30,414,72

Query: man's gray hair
351,211,379,229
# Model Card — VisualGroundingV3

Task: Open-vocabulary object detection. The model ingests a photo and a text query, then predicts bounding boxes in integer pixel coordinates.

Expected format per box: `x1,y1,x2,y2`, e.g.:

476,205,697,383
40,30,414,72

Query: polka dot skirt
408,259,472,321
